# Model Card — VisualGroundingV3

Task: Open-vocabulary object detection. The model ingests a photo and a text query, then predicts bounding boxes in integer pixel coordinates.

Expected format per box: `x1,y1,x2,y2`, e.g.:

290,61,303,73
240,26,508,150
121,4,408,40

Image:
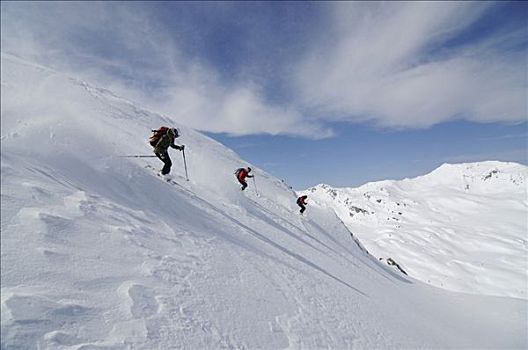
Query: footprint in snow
118,282,160,319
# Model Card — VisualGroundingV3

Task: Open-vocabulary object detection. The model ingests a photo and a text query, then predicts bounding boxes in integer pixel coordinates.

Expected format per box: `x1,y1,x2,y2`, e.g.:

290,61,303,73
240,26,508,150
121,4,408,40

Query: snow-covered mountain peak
418,161,527,190
304,162,528,299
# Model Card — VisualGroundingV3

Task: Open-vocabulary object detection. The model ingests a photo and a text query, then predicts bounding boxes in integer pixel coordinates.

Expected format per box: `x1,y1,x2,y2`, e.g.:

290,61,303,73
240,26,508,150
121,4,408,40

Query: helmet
172,128,180,138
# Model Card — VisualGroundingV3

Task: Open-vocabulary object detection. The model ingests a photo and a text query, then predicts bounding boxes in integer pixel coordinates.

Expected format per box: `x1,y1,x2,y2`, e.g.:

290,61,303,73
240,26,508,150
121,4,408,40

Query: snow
304,161,528,300
1,53,527,349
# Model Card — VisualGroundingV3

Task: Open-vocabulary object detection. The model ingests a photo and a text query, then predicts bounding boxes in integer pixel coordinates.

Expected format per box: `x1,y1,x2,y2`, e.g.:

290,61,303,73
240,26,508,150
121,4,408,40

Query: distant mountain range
303,161,528,299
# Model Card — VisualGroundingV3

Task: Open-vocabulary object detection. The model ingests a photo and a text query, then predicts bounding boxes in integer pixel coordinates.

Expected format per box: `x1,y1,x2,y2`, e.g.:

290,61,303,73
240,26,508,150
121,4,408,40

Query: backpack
297,196,307,205
235,168,244,178
149,126,169,147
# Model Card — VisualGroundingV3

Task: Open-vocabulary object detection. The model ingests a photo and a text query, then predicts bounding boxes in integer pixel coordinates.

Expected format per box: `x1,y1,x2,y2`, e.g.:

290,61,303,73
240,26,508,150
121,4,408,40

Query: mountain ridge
303,160,528,299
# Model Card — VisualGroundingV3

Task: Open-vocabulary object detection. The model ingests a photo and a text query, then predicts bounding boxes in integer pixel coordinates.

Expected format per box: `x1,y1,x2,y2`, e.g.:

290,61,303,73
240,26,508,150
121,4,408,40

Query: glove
180,145,185,151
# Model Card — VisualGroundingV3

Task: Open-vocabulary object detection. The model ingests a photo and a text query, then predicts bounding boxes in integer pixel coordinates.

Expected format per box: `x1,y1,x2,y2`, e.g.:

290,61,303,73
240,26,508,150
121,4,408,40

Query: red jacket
297,195,307,205
236,168,253,181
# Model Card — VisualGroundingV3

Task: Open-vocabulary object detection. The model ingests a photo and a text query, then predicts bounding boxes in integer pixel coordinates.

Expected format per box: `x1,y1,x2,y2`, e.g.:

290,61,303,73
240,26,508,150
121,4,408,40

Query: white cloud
1,2,526,138
1,2,332,139
293,2,527,128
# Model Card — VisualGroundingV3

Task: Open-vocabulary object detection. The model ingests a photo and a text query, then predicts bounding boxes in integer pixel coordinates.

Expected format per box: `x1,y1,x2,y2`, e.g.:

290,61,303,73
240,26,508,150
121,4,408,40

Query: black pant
156,151,172,175
238,178,248,190
299,204,306,214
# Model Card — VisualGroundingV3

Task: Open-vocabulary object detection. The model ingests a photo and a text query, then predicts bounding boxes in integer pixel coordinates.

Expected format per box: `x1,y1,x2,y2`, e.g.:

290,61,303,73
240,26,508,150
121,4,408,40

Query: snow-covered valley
1,54,527,349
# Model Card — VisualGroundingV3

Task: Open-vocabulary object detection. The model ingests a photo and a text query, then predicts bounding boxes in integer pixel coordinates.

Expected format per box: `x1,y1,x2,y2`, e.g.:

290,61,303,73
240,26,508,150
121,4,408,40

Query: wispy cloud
1,2,525,138
0,2,332,139
293,2,527,128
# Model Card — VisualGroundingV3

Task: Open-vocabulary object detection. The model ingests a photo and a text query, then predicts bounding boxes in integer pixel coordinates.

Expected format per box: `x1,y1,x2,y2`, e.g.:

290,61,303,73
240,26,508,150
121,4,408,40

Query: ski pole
118,155,157,158
252,176,259,196
182,148,189,181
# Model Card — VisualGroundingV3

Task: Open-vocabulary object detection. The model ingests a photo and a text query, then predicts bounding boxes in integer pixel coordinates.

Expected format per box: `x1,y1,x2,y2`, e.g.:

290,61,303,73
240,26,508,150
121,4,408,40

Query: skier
149,127,185,175
235,167,253,191
297,195,308,214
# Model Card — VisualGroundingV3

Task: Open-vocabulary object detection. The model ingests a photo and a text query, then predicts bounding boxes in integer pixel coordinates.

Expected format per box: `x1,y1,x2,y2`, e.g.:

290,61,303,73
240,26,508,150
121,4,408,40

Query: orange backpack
149,126,169,147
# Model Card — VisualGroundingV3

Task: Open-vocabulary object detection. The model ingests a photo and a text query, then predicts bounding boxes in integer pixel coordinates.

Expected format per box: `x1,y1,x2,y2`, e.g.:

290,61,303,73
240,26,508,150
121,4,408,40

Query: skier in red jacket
235,167,254,191
297,195,308,214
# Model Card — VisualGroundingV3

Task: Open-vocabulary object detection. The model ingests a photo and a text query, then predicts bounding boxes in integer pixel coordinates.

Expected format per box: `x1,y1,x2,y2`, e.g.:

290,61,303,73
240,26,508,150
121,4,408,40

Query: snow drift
1,53,527,349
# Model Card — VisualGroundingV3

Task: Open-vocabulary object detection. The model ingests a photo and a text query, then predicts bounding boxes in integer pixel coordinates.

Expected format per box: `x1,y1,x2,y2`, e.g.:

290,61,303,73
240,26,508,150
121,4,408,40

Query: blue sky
210,121,527,188
2,1,527,189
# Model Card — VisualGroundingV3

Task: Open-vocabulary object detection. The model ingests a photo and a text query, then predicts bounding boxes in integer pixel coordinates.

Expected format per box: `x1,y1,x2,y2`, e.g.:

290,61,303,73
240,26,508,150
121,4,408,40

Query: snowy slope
304,162,528,299
1,53,527,349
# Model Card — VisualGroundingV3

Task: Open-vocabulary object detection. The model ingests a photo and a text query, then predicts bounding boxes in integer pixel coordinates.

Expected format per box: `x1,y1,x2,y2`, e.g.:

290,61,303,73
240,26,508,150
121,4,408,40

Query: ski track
135,167,364,349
